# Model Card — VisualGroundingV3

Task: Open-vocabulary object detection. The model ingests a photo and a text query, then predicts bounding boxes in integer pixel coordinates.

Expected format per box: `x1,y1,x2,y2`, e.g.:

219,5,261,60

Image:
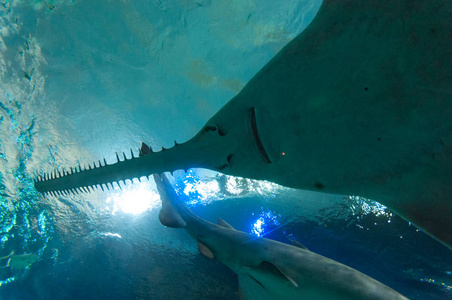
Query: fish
34,0,452,249
153,172,408,300
0,250,39,270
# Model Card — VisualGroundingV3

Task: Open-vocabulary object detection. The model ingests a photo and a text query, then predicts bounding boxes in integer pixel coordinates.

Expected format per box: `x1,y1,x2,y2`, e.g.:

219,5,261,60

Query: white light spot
252,217,265,237
100,232,122,238
106,181,160,215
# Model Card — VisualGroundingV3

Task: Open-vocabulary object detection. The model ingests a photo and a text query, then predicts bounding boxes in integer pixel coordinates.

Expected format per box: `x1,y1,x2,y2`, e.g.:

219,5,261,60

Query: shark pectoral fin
197,241,215,259
217,218,235,230
292,240,309,250
257,261,299,288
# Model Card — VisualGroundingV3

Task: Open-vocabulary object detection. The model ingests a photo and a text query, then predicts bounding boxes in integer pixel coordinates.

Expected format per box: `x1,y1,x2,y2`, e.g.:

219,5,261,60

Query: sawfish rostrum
154,172,408,300
35,1,452,248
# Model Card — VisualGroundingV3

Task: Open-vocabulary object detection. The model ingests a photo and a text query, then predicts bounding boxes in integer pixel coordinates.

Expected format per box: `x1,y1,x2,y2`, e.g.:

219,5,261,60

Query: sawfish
34,0,452,249
154,172,408,300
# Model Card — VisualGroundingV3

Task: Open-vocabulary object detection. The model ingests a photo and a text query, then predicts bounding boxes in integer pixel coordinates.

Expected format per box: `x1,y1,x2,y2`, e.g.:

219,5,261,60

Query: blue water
0,1,451,299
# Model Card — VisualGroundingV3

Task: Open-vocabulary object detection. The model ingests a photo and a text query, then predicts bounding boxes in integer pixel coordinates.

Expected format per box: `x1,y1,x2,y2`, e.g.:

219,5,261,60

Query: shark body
34,0,452,248
154,172,408,300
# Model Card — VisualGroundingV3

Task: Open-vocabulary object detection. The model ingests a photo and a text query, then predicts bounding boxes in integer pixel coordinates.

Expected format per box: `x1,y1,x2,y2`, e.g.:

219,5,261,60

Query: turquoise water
0,1,451,299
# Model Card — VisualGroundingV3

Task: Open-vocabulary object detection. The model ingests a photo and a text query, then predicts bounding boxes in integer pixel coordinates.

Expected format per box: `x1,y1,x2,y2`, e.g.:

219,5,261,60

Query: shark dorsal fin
218,218,235,229
292,240,309,250
198,241,215,259
257,261,299,288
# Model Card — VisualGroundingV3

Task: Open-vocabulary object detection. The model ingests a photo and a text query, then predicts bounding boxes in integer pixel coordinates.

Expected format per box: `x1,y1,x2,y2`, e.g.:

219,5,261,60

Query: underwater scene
0,1,451,299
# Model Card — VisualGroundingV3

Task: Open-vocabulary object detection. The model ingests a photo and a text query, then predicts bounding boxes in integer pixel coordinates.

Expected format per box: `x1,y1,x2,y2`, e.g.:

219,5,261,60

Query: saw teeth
34,142,184,195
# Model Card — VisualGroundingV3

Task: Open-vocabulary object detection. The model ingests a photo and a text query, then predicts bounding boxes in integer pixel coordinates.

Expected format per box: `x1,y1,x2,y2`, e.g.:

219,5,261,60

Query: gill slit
250,107,271,164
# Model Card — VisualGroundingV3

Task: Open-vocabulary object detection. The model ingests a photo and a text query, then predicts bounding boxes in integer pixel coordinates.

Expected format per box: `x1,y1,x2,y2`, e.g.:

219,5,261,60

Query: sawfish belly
34,1,452,248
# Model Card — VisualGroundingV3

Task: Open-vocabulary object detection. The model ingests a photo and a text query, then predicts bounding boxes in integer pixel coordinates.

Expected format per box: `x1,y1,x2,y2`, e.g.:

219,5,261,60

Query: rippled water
0,1,451,299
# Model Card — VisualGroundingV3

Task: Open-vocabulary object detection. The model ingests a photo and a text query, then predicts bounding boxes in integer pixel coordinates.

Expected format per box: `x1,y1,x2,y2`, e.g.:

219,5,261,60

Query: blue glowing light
252,217,265,237
250,210,282,237
175,170,220,205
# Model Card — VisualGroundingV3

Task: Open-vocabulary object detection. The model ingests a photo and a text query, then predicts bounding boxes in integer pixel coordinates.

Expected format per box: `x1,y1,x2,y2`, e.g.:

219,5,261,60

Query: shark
0,250,39,270
153,172,408,300
34,0,452,249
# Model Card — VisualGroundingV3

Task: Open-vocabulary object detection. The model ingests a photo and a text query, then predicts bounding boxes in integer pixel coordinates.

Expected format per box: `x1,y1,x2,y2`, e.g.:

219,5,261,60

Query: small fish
154,172,408,300
0,250,39,270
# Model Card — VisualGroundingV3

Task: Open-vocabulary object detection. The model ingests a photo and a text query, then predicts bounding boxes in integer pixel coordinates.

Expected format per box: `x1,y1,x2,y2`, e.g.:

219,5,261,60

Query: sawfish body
154,172,408,300
35,1,452,248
